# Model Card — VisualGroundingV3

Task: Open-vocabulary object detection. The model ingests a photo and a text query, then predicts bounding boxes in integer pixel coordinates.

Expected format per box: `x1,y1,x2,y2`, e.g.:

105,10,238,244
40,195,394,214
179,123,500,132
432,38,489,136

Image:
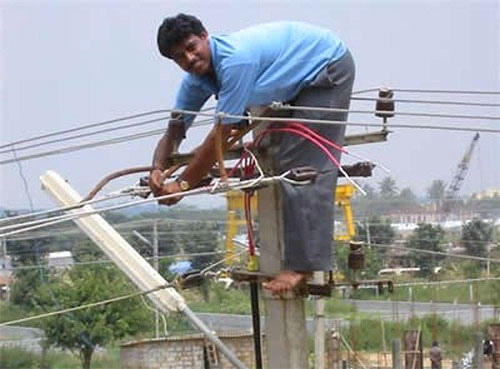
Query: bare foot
262,270,312,295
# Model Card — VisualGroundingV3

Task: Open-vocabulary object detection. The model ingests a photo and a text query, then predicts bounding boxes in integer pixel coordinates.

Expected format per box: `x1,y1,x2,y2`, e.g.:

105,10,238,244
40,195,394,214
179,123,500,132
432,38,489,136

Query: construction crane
443,132,480,213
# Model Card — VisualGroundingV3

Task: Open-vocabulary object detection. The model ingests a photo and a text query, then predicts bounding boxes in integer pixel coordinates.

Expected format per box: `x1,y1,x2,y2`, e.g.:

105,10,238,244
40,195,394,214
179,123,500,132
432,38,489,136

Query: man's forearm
179,125,231,187
151,120,185,171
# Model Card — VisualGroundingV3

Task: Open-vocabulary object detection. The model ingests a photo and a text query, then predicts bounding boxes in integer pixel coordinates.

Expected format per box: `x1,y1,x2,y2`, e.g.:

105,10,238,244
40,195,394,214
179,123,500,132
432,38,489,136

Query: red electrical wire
242,155,256,257
253,127,343,171
244,191,255,257
287,121,347,155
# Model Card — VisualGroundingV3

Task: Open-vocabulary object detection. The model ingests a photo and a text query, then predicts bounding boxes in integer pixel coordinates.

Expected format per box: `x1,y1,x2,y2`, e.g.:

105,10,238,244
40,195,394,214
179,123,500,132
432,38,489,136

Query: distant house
0,255,12,300
0,272,12,301
473,188,500,200
47,251,74,269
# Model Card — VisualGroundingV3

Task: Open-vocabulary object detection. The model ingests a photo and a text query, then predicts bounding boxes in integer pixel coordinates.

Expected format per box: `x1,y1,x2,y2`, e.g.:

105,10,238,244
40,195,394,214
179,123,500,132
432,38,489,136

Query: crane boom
443,133,480,212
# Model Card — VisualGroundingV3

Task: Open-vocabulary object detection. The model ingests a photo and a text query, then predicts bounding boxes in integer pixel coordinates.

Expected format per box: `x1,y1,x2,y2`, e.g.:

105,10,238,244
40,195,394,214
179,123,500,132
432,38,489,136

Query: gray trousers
275,50,355,271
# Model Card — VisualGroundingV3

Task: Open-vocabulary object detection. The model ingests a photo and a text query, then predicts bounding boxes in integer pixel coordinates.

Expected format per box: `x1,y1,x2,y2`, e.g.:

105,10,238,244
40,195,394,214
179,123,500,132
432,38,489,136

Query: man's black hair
157,13,207,59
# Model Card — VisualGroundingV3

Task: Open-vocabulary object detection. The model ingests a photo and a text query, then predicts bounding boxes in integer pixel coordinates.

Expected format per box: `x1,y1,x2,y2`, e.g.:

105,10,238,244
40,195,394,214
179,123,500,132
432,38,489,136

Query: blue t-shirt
174,21,347,128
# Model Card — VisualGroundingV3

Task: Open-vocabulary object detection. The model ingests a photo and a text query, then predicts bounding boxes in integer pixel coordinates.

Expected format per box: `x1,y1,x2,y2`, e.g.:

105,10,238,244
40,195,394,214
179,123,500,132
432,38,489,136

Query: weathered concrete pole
392,338,402,369
256,124,309,369
315,271,326,369
473,332,484,369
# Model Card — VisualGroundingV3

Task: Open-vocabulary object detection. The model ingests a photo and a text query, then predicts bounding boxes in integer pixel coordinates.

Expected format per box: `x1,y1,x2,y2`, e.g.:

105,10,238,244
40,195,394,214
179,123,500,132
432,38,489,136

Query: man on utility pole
149,13,355,293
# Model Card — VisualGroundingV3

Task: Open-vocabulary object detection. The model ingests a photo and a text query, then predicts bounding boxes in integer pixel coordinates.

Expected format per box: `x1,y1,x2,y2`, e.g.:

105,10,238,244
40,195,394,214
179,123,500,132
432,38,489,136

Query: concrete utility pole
392,339,402,369
132,226,160,338
314,271,326,369
473,332,483,369
256,125,308,369
40,171,249,369
153,221,160,338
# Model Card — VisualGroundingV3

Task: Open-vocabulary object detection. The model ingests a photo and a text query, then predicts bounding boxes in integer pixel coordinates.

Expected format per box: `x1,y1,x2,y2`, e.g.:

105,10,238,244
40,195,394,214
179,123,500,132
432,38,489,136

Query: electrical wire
140,295,169,336
0,116,169,155
351,96,500,108
253,125,366,194
1,215,227,240
0,127,168,165
274,103,500,121
0,190,135,226
6,251,226,271
0,110,169,150
391,89,500,95
393,277,500,288
0,171,308,238
11,146,35,211
363,241,500,263
287,121,390,173
174,109,500,134
0,117,213,166
2,97,500,167
0,106,216,151
0,283,172,327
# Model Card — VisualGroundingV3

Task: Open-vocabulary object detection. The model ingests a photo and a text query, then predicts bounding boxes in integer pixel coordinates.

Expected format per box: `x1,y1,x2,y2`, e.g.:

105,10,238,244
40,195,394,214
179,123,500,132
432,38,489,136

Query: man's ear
200,31,208,40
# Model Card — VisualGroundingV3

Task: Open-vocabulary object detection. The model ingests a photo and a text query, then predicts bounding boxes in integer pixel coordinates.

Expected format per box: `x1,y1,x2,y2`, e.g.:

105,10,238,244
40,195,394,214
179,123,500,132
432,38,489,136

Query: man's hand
149,170,183,206
149,169,165,196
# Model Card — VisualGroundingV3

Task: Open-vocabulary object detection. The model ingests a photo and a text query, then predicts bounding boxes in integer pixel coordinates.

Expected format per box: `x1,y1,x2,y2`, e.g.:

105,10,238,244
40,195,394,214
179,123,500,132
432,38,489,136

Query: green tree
407,224,445,277
177,222,220,271
427,179,446,203
8,237,51,310
399,187,418,203
356,216,396,253
379,177,398,198
395,187,419,212
461,218,493,268
35,265,153,369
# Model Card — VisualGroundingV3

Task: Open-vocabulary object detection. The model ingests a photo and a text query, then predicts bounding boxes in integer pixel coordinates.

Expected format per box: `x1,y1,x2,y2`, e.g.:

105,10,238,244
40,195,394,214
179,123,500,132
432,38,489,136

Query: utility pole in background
132,227,160,338
153,221,160,338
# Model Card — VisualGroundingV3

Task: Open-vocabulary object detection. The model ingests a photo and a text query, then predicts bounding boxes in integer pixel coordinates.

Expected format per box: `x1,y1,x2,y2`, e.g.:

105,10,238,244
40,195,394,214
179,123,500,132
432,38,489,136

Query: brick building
121,329,343,369
121,331,265,369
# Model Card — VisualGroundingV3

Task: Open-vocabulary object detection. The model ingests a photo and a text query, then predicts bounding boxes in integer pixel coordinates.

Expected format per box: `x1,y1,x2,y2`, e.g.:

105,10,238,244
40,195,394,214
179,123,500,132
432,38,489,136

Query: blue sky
1,0,499,210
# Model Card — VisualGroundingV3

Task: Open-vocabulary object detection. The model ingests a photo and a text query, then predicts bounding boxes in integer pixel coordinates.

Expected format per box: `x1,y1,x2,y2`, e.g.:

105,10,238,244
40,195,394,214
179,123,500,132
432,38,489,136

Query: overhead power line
351,96,500,108
365,241,500,263
275,104,500,121
0,116,169,155
0,110,170,150
0,283,172,327
0,117,214,166
0,171,295,238
391,89,500,95
176,109,500,134
7,250,226,271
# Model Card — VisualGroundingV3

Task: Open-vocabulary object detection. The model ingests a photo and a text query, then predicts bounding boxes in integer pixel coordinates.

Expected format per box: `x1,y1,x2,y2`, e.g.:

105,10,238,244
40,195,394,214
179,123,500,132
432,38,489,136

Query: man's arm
149,118,185,195
157,123,232,206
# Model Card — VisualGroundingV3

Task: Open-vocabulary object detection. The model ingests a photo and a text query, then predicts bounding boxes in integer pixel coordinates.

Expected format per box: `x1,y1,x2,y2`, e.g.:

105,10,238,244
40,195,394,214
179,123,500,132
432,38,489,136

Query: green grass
0,302,26,326
47,347,121,369
351,278,500,305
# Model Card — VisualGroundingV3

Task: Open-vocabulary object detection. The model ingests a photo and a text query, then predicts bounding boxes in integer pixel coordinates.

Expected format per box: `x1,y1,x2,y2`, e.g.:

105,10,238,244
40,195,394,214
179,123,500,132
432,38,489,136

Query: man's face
170,32,211,76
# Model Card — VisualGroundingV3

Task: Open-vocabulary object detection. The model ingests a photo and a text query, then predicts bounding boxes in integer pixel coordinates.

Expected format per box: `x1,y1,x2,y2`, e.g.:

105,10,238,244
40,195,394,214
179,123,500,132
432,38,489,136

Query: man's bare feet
262,270,312,295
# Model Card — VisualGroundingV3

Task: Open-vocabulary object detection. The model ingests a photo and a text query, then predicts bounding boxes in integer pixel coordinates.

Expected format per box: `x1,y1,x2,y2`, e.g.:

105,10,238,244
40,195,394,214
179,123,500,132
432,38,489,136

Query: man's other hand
149,169,165,195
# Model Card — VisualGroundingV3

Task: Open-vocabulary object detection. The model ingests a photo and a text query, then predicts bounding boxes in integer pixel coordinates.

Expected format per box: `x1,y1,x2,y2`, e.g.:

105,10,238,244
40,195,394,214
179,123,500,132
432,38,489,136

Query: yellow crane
224,184,357,265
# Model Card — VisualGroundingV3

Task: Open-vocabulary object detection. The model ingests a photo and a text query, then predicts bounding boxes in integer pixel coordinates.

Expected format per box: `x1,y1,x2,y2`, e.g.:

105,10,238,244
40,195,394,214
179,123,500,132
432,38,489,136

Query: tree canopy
34,265,153,369
408,223,445,277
